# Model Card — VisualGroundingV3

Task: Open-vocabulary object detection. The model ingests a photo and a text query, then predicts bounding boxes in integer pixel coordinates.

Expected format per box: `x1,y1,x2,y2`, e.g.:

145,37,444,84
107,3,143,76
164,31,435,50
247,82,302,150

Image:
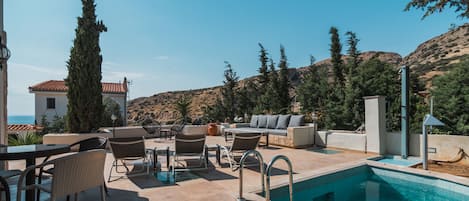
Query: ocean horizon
8,115,35,125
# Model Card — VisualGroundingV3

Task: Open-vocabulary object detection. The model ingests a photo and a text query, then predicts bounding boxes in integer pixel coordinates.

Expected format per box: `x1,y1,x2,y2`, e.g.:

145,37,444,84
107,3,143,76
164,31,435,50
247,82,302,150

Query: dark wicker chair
0,144,21,201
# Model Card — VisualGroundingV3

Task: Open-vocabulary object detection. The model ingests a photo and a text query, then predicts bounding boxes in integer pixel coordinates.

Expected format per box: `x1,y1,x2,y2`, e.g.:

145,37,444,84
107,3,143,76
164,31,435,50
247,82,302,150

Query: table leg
25,158,36,201
266,133,269,147
166,147,170,169
153,149,157,171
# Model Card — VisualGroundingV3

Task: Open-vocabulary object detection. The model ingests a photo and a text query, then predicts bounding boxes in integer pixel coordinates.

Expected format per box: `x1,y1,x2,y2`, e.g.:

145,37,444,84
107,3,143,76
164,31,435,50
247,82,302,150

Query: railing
237,150,265,201
265,155,293,201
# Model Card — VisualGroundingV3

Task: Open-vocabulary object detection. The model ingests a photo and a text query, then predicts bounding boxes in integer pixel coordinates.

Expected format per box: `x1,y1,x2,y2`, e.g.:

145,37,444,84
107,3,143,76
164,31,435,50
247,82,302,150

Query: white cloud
154,56,169,60
10,63,66,76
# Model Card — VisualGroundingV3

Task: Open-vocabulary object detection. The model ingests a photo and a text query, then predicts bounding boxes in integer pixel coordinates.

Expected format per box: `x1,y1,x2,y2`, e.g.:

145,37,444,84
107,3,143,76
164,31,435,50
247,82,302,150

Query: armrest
287,126,314,148
231,123,250,128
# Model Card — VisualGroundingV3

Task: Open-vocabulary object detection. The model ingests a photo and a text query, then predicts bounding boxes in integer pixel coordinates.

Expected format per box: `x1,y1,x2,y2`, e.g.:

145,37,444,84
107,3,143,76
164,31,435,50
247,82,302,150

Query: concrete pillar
0,0,7,146
364,96,386,154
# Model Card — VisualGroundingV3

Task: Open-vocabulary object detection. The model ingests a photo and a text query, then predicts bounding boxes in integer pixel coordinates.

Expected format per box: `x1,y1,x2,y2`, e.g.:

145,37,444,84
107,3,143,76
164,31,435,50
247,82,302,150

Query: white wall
34,92,68,124
386,132,421,157
34,92,127,125
316,131,367,152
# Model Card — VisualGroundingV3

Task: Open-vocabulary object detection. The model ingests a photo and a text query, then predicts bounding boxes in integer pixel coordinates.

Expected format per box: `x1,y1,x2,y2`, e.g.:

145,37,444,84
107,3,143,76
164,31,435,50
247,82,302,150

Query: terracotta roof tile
7,124,39,131
29,80,127,94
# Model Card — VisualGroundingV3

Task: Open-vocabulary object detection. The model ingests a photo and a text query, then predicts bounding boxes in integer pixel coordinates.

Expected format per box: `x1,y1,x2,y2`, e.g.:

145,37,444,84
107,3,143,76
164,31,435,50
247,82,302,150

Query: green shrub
8,132,42,146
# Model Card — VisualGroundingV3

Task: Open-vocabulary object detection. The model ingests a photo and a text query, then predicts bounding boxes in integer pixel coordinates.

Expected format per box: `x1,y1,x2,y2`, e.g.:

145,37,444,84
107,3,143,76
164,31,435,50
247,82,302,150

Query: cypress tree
65,0,107,133
221,61,239,122
277,45,291,114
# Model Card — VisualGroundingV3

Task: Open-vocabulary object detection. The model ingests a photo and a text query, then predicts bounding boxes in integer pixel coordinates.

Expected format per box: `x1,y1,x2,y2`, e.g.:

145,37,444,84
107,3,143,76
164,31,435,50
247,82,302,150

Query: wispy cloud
10,63,66,76
154,56,169,60
103,71,145,82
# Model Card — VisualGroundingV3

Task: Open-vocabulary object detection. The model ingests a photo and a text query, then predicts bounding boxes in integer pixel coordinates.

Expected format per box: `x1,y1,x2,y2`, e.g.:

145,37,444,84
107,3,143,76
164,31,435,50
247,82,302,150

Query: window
46,98,55,109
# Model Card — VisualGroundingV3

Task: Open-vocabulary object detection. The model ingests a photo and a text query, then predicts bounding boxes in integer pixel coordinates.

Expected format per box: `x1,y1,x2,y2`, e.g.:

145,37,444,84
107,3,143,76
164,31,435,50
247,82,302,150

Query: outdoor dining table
0,144,71,201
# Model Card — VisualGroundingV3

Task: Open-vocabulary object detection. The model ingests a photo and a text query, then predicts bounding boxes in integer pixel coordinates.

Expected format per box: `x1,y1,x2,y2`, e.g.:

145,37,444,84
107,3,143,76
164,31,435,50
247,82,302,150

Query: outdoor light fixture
422,114,445,170
0,36,11,70
111,114,117,138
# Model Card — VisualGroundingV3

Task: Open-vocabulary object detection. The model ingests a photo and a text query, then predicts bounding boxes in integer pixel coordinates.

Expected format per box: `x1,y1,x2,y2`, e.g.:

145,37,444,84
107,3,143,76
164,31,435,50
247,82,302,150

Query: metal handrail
237,150,265,201
265,155,293,201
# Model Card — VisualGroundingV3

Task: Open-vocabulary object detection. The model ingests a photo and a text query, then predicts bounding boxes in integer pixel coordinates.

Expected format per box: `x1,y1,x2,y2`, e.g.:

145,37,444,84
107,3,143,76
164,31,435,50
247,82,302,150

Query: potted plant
207,123,218,136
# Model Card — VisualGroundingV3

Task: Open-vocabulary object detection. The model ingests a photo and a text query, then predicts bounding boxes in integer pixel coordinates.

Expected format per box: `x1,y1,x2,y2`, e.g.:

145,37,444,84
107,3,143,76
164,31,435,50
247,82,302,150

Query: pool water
309,148,342,155
369,156,421,167
262,165,469,201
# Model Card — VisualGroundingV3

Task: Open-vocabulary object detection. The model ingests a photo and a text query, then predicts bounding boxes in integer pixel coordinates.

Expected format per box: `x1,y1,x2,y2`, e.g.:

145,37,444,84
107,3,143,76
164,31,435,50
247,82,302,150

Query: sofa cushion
288,115,305,127
249,115,258,128
267,115,279,129
257,115,268,128
267,129,287,136
276,115,291,129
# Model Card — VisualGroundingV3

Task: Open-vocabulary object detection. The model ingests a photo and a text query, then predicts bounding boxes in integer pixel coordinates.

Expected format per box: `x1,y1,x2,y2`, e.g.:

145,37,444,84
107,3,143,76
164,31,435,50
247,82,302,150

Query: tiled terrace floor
9,136,375,201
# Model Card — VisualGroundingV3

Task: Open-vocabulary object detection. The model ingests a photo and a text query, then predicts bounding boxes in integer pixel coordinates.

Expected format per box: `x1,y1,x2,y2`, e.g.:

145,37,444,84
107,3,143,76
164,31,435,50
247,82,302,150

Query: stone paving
8,136,375,201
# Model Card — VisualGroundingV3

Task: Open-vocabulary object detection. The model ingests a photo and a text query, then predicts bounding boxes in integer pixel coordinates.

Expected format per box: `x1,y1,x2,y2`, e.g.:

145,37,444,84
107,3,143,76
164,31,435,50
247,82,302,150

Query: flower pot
207,123,218,136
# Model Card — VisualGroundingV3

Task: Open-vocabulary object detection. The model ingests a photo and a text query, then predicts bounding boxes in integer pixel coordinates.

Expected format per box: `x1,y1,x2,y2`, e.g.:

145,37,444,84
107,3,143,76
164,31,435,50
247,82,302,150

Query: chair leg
100,185,107,201
0,177,10,201
108,160,116,182
103,179,109,196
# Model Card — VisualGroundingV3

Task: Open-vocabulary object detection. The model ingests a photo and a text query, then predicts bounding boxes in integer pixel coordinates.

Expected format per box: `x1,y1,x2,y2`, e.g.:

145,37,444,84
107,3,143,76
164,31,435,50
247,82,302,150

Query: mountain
402,23,469,85
127,24,469,124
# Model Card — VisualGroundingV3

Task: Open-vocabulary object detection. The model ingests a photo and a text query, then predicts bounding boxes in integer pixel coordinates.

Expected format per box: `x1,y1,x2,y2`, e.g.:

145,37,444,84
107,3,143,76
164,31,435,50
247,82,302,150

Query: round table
0,144,70,201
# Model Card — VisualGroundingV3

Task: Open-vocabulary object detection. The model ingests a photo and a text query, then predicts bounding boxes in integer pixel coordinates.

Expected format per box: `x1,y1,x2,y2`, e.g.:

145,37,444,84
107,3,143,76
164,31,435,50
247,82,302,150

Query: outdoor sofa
228,114,314,148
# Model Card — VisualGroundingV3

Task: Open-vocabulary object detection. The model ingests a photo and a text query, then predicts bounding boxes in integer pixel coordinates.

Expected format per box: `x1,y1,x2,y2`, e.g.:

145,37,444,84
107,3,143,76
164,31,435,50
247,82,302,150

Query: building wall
34,92,68,124
34,92,127,125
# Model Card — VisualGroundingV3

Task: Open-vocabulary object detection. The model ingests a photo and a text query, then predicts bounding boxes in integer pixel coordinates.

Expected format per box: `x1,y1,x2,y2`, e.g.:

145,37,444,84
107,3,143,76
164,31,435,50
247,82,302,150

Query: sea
7,115,35,125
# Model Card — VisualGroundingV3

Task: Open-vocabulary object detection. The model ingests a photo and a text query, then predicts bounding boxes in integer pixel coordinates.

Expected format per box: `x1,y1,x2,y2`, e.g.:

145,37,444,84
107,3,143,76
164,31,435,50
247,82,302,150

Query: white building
29,80,128,126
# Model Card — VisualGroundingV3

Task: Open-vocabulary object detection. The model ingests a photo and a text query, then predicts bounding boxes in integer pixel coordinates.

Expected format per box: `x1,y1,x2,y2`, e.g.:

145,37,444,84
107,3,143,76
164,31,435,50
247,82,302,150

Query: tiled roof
7,124,41,131
29,80,127,94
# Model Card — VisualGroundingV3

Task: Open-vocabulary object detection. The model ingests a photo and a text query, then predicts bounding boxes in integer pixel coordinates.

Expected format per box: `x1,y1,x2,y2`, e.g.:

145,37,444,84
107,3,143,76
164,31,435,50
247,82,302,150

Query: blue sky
5,0,465,115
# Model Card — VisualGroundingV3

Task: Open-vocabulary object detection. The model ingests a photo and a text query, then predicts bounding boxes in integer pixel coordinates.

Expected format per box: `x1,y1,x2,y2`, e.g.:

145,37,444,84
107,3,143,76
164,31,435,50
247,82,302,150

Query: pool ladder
237,150,293,201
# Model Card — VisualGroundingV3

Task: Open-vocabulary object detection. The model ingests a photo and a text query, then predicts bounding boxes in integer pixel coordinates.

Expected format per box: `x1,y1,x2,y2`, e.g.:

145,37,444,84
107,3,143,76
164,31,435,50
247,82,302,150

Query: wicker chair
17,150,107,201
217,133,261,171
0,144,21,201
108,137,153,182
37,137,108,200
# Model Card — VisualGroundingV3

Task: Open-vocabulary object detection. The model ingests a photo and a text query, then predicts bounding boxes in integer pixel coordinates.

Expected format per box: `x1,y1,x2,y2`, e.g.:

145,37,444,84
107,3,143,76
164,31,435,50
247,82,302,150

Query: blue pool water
262,165,469,201
369,156,421,167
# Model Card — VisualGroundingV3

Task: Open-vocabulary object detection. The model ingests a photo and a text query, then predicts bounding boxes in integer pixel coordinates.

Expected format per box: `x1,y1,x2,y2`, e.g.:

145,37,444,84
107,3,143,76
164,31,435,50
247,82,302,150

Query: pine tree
277,45,291,114
257,43,270,112
344,31,363,128
266,58,280,113
65,0,107,133
221,61,239,122
329,27,345,87
297,55,328,116
175,95,192,124
432,59,469,134
237,80,257,117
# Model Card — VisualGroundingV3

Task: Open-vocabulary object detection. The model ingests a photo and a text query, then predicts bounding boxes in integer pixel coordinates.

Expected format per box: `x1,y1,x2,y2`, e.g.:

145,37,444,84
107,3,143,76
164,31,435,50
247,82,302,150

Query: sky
4,0,466,115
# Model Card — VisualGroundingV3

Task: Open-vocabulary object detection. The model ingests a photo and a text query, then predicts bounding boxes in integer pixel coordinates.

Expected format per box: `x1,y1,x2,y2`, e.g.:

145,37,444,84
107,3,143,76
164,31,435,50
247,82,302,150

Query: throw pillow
288,115,305,127
249,115,258,128
257,115,268,128
267,115,279,129
276,114,291,129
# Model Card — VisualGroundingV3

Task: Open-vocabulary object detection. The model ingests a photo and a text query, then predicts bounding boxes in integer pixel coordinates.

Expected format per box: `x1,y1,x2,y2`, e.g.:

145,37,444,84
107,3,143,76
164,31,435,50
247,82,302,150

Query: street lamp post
111,114,117,138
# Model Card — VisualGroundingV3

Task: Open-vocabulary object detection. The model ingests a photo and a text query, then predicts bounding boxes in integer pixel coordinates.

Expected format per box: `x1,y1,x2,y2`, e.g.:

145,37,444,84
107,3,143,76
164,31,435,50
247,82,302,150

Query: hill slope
128,24,469,124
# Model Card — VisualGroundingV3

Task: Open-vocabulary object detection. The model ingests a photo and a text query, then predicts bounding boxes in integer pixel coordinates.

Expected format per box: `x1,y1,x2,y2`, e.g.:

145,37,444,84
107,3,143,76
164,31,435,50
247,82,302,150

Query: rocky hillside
402,23,469,83
128,24,469,124
128,51,401,124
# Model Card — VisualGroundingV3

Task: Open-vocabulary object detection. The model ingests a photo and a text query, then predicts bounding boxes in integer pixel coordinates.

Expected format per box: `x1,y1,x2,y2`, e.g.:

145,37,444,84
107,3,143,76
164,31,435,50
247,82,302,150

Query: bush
9,132,42,146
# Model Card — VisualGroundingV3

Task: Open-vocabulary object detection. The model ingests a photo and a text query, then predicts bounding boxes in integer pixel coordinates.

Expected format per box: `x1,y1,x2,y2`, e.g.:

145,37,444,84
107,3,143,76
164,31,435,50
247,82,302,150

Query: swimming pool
368,155,421,167
260,164,469,201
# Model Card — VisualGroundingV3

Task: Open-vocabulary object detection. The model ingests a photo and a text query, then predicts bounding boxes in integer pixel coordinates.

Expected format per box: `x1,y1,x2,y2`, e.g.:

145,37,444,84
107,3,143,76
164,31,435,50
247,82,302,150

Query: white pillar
364,96,387,154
